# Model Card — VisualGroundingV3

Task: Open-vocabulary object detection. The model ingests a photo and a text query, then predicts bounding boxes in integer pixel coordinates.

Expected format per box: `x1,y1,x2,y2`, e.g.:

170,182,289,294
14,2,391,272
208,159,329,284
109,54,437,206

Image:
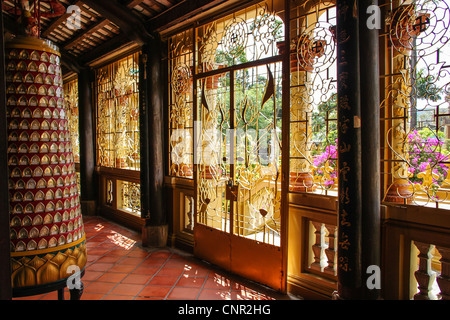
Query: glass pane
289,1,337,196
95,52,140,171
381,0,450,208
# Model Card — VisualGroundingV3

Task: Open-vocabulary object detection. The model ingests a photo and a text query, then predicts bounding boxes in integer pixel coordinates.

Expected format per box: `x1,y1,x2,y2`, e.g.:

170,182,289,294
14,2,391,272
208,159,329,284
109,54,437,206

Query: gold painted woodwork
11,239,86,288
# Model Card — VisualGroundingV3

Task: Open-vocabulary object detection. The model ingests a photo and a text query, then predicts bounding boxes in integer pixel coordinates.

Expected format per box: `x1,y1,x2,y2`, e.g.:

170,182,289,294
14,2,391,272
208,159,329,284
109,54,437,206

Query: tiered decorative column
6,36,86,298
414,242,437,300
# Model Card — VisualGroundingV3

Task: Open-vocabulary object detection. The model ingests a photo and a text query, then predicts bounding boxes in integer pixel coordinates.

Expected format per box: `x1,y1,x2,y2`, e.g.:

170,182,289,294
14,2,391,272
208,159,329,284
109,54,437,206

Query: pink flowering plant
407,128,450,187
312,140,338,189
311,128,450,193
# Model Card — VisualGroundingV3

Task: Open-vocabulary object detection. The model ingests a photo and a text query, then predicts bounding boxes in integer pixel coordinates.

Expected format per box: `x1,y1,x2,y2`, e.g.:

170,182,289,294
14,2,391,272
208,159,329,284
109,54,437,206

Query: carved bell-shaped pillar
6,36,87,298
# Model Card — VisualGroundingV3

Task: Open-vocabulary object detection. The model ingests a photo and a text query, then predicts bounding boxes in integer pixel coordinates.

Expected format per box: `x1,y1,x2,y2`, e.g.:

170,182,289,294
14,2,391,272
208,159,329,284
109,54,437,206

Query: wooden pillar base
142,225,168,247
81,200,97,216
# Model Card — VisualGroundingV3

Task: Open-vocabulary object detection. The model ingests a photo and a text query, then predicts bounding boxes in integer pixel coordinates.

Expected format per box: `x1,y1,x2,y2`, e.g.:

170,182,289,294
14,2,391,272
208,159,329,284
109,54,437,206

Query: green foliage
415,69,442,102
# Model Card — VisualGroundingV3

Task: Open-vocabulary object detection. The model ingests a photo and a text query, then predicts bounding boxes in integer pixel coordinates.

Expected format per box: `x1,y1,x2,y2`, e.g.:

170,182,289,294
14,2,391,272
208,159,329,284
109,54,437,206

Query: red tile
142,257,167,266
82,270,103,281
102,294,135,300
97,272,128,283
164,259,188,268
109,283,145,296
149,251,172,259
86,241,104,248
149,276,179,286
97,242,119,248
90,233,114,242
229,289,263,300
138,286,172,299
81,293,105,300
198,289,231,300
132,265,160,275
87,254,102,262
128,248,150,258
96,255,123,264
167,287,200,300
122,274,152,285
203,276,231,290
86,262,114,272
87,248,111,255
116,256,146,266
183,266,210,278
109,248,132,256
176,276,206,288
157,267,184,276
169,253,185,260
84,282,116,294
108,264,137,273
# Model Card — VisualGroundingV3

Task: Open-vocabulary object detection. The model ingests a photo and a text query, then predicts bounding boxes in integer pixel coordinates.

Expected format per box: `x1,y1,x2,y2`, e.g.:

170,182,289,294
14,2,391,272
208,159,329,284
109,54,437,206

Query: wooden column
335,0,362,299
141,35,168,247
359,0,381,300
0,9,12,300
78,67,97,215
334,0,381,300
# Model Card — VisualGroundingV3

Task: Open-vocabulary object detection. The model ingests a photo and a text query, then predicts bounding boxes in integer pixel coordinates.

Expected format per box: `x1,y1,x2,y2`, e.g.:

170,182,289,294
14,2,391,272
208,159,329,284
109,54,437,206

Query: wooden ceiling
2,0,240,72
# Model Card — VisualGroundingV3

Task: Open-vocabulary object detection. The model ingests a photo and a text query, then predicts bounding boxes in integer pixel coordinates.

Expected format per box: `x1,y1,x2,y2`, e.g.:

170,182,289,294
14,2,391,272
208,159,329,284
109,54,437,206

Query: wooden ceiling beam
40,0,84,38
62,18,110,50
125,0,147,7
76,32,130,65
147,0,229,32
139,3,159,16
60,49,82,74
148,0,167,11
81,0,153,45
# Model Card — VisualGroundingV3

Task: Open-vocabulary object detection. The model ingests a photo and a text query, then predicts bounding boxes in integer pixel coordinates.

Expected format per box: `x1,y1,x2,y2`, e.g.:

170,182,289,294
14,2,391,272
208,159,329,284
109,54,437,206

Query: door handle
226,179,238,201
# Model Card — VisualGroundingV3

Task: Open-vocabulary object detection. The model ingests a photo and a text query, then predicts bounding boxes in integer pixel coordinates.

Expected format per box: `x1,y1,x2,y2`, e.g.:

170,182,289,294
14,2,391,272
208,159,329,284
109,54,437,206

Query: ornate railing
412,242,450,300
382,204,450,300
97,166,143,229
286,193,338,299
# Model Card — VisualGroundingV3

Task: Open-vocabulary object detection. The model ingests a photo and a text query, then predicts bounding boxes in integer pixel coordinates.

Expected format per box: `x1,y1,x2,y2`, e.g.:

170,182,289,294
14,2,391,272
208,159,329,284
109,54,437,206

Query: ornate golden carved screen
64,78,79,164
288,0,338,195
168,29,194,178
94,52,142,221
95,52,140,171
380,0,450,208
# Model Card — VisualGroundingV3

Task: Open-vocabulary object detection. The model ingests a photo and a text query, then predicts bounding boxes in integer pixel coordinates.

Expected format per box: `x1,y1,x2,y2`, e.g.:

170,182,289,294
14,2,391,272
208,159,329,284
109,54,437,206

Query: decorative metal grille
119,180,141,215
380,0,450,208
64,78,80,163
95,52,140,170
194,0,285,246
168,29,194,178
288,0,338,195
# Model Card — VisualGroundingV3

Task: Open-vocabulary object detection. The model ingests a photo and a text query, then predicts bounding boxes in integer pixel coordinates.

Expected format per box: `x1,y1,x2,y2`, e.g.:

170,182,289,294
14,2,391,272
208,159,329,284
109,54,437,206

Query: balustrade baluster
414,242,436,300
324,224,337,276
436,246,450,300
310,221,323,271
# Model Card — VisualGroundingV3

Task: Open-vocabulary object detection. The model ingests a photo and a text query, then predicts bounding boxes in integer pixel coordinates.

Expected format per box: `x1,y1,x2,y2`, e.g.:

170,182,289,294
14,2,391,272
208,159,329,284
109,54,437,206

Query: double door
193,61,286,291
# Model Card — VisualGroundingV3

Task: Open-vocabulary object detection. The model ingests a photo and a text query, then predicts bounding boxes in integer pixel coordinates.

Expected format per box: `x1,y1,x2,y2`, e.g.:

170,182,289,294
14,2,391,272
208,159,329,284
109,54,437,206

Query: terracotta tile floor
15,216,297,300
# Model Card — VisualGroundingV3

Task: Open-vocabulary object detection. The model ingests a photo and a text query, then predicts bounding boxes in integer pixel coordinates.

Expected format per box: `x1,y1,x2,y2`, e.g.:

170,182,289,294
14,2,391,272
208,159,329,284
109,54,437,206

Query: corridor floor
15,215,295,300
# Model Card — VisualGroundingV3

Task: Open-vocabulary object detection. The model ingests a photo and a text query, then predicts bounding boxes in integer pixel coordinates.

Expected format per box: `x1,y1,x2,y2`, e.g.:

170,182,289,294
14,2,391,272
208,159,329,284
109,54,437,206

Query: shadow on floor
14,215,302,300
